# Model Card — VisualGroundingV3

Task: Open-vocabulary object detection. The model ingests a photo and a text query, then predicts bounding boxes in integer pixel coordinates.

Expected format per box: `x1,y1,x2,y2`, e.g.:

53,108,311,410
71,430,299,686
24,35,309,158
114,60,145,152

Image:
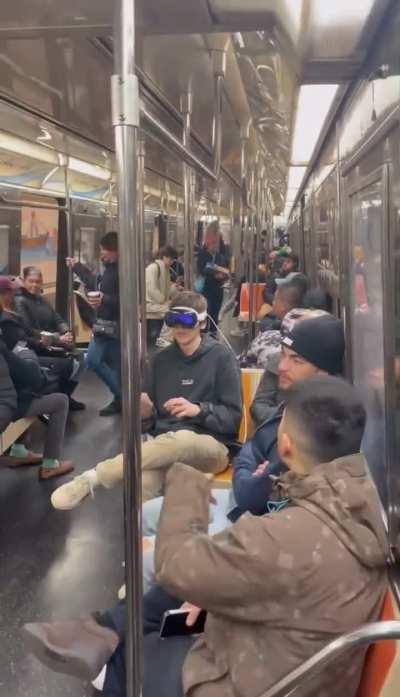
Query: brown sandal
39,461,74,481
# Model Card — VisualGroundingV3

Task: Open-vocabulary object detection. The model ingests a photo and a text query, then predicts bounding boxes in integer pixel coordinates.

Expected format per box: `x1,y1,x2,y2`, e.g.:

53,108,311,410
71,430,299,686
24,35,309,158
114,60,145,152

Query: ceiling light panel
291,84,338,164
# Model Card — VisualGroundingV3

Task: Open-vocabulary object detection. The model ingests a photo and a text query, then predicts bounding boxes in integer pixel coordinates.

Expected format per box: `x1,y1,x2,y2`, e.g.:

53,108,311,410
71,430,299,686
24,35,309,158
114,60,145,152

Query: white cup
87,291,101,299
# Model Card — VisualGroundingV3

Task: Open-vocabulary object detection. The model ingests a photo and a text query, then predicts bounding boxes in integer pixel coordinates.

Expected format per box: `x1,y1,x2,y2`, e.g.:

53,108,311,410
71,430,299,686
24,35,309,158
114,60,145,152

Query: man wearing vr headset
51,291,242,510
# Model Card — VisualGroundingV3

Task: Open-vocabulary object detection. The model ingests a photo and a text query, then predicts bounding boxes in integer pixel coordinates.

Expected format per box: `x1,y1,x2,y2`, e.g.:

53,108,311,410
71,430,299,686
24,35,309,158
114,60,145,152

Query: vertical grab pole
181,91,193,289
64,164,75,333
247,167,255,347
112,1,143,696
137,136,147,369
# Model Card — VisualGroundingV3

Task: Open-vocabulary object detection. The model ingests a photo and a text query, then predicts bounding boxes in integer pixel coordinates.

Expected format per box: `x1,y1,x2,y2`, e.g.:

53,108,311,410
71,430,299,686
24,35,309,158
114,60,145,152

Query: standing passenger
145,246,177,347
197,222,229,333
66,232,121,416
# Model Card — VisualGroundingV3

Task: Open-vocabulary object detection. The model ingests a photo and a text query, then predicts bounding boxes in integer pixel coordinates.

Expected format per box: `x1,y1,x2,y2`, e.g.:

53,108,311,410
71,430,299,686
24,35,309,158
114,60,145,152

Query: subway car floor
0,372,124,697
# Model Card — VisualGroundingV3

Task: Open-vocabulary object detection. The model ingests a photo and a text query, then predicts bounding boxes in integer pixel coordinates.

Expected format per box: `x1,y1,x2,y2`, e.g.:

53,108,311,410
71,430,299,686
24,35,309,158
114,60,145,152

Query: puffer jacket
14,288,69,339
145,260,171,318
156,456,388,697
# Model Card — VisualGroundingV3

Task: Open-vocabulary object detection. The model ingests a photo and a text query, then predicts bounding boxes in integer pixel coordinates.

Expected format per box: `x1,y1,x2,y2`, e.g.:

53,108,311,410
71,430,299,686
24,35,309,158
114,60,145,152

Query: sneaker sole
21,625,95,681
51,489,90,510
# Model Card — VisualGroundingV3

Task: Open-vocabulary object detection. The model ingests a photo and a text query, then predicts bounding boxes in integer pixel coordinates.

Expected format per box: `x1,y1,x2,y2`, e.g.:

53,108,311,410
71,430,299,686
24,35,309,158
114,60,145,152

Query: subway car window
350,180,387,504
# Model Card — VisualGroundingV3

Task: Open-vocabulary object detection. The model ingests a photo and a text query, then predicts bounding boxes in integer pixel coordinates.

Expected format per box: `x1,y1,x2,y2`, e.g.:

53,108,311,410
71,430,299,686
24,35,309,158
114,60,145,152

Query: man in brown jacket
22,376,388,697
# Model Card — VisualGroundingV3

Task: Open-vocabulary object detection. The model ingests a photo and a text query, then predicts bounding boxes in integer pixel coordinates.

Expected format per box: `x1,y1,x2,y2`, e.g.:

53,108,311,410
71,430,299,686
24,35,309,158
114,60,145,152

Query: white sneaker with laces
51,469,98,510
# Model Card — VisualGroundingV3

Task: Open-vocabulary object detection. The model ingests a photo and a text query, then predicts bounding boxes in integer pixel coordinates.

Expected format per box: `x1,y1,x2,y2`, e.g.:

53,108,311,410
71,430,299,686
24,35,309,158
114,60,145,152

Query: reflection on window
350,183,387,504
0,225,9,274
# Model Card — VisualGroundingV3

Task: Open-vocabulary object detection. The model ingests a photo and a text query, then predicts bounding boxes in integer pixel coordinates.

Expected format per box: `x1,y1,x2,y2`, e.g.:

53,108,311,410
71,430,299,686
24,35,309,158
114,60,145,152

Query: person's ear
278,431,294,462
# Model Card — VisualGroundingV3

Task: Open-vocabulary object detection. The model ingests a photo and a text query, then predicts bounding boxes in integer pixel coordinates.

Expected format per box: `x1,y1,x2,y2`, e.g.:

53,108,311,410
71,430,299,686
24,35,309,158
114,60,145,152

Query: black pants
39,355,77,397
0,405,13,434
101,586,194,697
205,289,223,333
146,319,163,347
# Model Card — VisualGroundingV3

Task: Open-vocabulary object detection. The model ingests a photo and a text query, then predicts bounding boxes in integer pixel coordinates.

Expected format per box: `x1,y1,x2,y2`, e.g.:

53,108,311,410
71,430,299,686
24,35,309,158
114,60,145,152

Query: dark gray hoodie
146,335,242,443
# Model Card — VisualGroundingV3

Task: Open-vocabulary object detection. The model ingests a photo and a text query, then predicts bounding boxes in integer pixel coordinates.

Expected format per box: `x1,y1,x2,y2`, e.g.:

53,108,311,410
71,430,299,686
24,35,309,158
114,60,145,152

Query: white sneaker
51,469,97,510
118,584,126,600
92,664,107,691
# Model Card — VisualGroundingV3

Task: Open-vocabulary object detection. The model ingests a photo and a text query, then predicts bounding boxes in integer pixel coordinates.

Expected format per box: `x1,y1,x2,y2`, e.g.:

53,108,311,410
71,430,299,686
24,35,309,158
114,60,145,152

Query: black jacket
0,336,46,417
197,248,227,298
14,288,69,346
0,350,17,416
0,310,30,351
145,335,242,443
73,261,119,322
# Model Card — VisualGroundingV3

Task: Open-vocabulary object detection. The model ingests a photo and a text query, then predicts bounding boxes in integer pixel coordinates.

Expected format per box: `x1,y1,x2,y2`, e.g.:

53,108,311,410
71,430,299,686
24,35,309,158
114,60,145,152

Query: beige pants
96,430,229,501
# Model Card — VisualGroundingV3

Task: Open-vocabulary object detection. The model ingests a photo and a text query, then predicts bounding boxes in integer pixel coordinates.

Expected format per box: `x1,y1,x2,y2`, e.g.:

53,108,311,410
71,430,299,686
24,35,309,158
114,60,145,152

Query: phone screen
159,608,207,638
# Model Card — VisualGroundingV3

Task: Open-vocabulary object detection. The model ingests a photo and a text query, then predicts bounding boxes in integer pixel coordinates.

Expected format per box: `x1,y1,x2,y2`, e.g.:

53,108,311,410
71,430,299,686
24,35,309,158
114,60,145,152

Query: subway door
344,163,398,535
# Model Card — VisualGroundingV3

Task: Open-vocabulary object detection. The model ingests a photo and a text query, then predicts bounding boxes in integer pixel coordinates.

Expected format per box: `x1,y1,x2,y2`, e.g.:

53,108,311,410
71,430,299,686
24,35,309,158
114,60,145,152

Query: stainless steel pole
181,91,193,289
247,167,255,346
138,136,147,369
112,1,143,696
211,50,226,179
64,166,75,332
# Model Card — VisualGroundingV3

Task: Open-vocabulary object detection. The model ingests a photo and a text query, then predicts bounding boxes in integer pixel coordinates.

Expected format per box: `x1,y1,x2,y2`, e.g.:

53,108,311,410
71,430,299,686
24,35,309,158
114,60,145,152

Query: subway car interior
0,1,399,696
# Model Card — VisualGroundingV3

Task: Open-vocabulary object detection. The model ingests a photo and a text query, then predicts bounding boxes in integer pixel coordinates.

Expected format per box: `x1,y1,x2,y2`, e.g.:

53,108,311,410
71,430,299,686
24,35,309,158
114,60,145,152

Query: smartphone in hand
159,608,207,638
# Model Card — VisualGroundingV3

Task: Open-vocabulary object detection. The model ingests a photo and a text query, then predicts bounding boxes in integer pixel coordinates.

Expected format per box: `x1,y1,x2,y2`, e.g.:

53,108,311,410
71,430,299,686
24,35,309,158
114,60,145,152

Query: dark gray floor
0,372,124,697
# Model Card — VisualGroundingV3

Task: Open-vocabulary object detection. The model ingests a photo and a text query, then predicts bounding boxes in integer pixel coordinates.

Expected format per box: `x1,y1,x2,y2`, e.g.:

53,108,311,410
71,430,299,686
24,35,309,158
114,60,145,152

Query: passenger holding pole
66,231,121,416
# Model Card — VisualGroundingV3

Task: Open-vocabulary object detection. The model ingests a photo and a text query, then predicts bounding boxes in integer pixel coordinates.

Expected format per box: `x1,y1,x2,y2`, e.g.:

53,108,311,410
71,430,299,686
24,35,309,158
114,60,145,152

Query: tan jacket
155,456,388,697
145,260,171,318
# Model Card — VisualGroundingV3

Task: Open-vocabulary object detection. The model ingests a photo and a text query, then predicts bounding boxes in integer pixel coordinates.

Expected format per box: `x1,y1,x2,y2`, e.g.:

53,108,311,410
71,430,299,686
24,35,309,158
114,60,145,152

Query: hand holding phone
159,607,207,638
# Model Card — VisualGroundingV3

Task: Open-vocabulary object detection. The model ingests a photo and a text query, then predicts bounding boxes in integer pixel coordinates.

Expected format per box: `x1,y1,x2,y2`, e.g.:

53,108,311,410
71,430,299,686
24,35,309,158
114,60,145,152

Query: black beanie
281,316,345,375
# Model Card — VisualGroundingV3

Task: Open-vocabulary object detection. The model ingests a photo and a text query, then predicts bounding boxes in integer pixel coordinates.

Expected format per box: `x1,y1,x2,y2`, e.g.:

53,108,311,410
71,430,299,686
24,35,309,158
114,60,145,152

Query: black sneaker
99,398,121,416
69,398,86,411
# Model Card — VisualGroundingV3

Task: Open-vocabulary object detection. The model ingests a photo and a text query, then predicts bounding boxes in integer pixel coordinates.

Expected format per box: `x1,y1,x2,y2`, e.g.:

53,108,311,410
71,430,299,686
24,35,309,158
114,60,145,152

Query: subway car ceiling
0,0,393,220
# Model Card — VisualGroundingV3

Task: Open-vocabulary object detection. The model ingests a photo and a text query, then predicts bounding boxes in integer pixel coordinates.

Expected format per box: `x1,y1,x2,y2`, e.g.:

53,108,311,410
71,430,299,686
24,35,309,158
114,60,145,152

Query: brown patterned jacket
155,456,388,697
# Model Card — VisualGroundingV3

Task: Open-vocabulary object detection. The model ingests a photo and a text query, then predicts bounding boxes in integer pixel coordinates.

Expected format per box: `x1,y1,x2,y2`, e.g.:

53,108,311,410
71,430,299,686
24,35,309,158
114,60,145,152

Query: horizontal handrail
259,621,400,697
141,105,217,182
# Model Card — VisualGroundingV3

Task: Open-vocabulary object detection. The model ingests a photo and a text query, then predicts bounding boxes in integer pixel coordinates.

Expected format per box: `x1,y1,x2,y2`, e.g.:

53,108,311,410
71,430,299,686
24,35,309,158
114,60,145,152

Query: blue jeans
141,489,232,592
86,336,121,398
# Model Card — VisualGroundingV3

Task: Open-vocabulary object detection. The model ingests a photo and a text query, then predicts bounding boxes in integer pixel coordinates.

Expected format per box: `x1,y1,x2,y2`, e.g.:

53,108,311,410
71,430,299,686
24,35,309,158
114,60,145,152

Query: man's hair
303,288,333,313
276,278,307,310
286,252,299,270
158,245,178,260
100,231,118,251
169,290,207,314
23,266,42,279
284,375,366,465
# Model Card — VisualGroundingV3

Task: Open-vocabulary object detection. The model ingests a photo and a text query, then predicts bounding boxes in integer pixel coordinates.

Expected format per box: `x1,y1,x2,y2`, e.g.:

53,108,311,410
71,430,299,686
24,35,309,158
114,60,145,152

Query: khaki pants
96,430,229,501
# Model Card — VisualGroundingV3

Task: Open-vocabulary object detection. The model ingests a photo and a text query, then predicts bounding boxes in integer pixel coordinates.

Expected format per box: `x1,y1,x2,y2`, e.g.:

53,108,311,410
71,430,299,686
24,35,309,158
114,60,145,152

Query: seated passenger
51,291,242,509
249,307,330,425
146,245,178,347
257,275,307,330
0,332,73,477
303,286,334,313
22,375,388,697
14,267,85,411
139,315,345,592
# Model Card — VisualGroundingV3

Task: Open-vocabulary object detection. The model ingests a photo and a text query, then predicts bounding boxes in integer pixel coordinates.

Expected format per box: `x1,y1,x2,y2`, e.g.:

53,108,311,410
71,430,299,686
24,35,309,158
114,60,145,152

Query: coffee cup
87,291,101,299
